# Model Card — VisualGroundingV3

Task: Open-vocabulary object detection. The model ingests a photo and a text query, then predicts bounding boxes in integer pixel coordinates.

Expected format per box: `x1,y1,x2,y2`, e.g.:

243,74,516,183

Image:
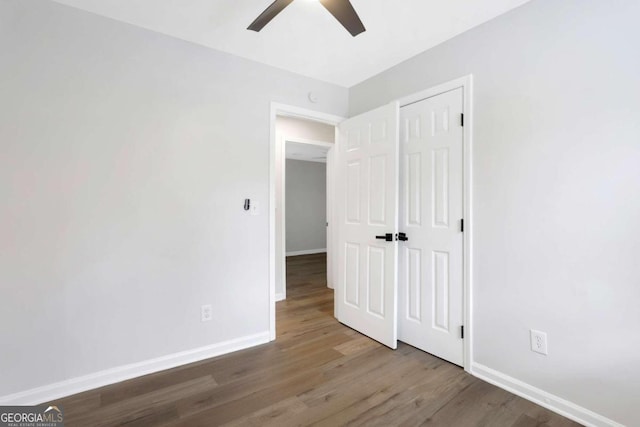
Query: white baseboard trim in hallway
286,249,326,256
275,292,286,302
0,332,270,406
471,363,623,427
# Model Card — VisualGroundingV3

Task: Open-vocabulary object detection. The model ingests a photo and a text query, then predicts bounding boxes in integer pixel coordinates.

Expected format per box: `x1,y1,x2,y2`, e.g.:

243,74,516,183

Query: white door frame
277,136,334,302
269,103,345,341
326,146,335,290
398,75,474,371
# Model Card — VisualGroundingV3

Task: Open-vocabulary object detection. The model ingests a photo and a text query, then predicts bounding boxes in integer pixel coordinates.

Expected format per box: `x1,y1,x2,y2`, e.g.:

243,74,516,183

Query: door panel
406,247,421,321
336,102,399,349
433,250,450,331
369,155,387,224
399,88,464,366
345,243,360,307
346,161,361,222
407,152,422,226
432,148,450,227
367,246,386,317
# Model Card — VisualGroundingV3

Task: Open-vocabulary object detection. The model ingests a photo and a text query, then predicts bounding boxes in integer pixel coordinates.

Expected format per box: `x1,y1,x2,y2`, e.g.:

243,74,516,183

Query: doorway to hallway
285,254,332,311
275,115,336,302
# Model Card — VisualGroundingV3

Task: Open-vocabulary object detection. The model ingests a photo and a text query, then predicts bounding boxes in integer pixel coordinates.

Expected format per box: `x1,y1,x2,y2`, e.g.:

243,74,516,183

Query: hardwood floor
51,253,581,426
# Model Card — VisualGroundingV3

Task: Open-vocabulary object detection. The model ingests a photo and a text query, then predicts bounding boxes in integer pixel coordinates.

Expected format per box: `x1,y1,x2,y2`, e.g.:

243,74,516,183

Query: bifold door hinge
461,113,464,127
461,325,464,339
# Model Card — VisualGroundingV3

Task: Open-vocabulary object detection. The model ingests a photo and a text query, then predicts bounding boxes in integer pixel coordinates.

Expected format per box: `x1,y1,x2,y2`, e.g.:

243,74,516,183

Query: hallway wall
285,159,327,255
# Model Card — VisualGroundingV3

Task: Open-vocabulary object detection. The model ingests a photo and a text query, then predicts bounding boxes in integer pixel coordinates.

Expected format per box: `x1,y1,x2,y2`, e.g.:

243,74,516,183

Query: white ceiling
285,141,330,163
52,0,531,87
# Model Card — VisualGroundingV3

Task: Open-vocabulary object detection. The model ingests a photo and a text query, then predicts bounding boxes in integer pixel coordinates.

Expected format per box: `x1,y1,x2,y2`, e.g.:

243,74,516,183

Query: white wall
350,1,640,425
285,160,327,254
276,116,336,143
0,0,347,400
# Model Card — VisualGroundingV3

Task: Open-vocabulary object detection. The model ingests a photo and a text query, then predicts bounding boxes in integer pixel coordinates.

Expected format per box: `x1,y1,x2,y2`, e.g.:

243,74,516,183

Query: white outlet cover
530,329,548,355
201,304,213,322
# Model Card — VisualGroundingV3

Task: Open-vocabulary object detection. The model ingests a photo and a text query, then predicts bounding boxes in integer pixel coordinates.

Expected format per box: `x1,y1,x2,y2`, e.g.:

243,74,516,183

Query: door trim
269,103,345,341
326,146,335,291
398,75,474,371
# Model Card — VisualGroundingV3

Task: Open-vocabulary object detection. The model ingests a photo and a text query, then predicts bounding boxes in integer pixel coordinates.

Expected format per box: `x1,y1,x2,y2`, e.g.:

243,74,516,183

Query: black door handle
397,232,408,241
376,233,394,242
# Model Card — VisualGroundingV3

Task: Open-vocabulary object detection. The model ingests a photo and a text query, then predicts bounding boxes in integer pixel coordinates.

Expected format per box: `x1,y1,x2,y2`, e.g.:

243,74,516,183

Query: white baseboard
0,331,270,406
471,363,623,427
275,292,286,302
286,248,326,257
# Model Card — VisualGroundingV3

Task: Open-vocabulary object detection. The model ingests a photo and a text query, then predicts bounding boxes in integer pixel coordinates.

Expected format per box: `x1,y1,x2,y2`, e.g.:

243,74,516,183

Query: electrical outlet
530,329,548,355
201,304,213,322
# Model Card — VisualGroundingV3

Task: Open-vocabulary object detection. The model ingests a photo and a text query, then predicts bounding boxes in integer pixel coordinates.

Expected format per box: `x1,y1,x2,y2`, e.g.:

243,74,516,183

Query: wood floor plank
303,358,441,426
176,370,326,426
99,363,219,407
221,396,309,427
48,254,582,427
167,348,343,423
333,335,382,356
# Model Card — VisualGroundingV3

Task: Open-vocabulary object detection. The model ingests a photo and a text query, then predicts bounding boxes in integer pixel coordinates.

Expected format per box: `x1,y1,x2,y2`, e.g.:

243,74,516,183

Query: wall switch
250,201,260,216
201,304,213,322
530,329,548,355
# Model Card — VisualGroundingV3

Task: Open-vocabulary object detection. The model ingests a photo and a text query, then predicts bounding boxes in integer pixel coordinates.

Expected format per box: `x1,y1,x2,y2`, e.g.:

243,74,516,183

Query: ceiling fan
247,0,366,37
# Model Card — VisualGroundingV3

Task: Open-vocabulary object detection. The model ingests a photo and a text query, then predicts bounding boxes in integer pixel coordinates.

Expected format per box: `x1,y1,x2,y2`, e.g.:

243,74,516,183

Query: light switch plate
250,201,260,216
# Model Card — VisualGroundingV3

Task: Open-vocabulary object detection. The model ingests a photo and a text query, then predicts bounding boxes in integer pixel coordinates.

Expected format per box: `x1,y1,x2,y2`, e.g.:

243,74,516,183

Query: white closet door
335,102,399,349
398,88,464,365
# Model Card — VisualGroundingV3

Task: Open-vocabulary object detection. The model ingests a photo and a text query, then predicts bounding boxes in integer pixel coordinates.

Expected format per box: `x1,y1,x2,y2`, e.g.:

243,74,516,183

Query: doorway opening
269,105,344,340
276,118,334,301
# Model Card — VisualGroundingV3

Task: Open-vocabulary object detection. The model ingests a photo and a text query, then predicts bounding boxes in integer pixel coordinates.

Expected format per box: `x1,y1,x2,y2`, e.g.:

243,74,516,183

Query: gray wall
285,160,327,254
350,0,640,425
0,0,347,398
